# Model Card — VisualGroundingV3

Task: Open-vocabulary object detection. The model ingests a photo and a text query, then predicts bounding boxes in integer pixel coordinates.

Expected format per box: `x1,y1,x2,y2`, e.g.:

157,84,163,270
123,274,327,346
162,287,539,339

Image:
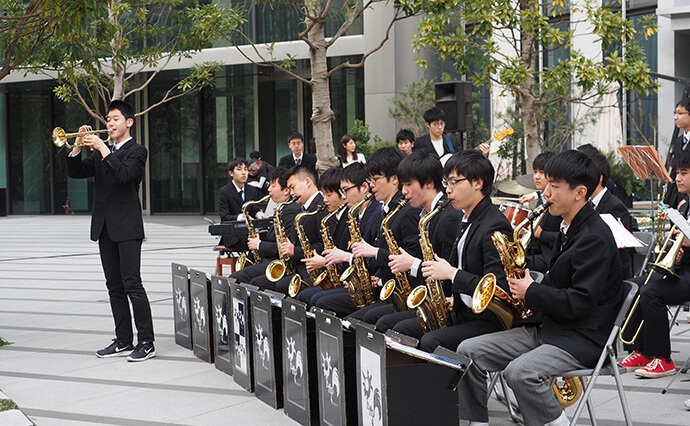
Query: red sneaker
618,350,653,372
634,357,676,378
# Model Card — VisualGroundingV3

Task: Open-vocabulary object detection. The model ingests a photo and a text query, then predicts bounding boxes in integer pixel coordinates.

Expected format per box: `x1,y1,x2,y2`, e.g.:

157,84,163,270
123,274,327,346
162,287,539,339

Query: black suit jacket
258,201,301,260
67,140,146,242
217,182,261,247
525,202,624,366
451,197,513,302
595,189,636,278
278,153,318,171
665,134,690,208
413,134,463,158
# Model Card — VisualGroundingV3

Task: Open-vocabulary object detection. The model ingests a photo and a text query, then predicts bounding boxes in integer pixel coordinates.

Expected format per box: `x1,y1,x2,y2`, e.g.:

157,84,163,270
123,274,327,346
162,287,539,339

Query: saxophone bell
287,275,306,298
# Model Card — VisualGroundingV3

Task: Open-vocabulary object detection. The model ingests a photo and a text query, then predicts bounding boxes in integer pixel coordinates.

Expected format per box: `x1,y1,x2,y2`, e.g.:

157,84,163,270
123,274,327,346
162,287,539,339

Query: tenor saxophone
379,198,413,312
288,204,327,297
265,196,299,282
406,199,453,332
317,203,348,291
471,203,549,329
237,195,270,270
340,193,377,308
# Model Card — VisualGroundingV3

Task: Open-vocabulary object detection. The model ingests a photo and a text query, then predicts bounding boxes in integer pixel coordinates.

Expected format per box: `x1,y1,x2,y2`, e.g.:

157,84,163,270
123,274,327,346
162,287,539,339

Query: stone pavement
0,215,689,425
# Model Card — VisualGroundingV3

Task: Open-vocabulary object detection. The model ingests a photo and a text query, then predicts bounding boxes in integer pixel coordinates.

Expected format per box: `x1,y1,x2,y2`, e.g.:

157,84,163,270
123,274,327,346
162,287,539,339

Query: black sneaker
96,340,134,358
127,341,156,362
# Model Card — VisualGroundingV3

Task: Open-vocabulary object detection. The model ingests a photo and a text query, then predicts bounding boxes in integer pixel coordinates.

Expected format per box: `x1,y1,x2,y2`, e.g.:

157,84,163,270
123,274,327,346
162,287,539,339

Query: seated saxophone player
347,147,424,325
249,165,327,294
217,157,262,251
229,166,296,284
314,163,383,317
380,151,463,335
519,152,562,273
296,168,350,307
618,149,690,379
456,150,624,426
392,150,512,352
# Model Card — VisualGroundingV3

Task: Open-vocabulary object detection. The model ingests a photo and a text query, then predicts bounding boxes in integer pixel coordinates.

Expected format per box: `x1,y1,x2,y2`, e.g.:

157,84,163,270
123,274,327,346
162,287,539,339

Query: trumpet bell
52,127,69,148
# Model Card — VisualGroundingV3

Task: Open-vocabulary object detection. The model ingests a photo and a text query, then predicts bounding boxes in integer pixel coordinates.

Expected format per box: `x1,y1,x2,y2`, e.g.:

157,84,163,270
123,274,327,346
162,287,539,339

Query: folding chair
632,231,655,277
556,280,638,426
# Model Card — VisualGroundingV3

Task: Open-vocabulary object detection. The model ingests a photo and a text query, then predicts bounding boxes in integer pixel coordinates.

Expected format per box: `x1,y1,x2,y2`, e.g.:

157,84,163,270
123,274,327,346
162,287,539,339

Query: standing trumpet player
618,148,690,378
456,150,624,426
66,100,155,362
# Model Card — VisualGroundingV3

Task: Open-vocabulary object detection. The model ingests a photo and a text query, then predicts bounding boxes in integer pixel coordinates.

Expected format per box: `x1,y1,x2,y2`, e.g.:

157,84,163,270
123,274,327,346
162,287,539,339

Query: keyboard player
230,166,299,282
218,158,262,251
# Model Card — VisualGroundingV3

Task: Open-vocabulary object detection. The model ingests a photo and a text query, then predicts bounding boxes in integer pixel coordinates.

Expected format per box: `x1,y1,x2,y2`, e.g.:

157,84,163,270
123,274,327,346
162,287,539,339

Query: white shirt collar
590,187,607,208
112,137,132,151
302,191,320,210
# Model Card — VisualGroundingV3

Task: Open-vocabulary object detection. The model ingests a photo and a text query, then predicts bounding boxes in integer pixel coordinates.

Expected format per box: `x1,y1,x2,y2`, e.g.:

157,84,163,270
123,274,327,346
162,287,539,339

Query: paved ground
0,214,689,425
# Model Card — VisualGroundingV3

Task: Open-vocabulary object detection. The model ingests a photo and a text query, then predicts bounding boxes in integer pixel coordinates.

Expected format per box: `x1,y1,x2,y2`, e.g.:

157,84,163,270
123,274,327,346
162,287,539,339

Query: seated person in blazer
377,151,463,335
278,130,318,171
217,157,261,250
456,150,624,426
412,107,462,158
249,165,327,294
391,150,512,352
314,162,384,317
229,166,297,282
296,167,350,307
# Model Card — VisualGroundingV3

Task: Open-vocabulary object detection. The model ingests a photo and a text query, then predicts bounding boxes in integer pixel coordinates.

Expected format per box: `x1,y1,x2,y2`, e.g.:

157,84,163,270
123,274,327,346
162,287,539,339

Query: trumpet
52,127,111,149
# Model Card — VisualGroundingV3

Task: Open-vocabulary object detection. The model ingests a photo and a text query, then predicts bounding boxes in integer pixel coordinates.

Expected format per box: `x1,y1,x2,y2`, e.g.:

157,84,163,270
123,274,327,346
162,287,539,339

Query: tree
28,0,235,124
219,0,410,171
0,0,97,81
406,0,657,172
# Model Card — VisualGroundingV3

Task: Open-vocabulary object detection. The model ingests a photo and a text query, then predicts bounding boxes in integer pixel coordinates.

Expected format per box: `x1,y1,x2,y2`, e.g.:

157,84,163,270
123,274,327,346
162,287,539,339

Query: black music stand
282,298,319,425
230,281,255,392
171,263,193,350
211,275,234,375
355,327,470,426
251,289,285,409
190,269,214,363
314,310,361,425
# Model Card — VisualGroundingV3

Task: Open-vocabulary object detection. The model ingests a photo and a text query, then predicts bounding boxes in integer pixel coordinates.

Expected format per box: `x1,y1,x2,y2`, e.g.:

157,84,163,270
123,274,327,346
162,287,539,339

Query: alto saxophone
317,203,348,291
407,199,453,332
237,195,270,270
340,192,377,308
379,198,413,312
289,204,327,297
471,203,549,329
265,196,299,282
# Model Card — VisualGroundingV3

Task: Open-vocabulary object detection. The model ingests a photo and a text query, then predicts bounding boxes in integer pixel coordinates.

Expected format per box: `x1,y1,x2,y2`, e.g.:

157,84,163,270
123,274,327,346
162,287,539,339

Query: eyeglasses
367,176,386,185
675,110,689,116
430,121,446,128
442,177,468,188
339,184,358,196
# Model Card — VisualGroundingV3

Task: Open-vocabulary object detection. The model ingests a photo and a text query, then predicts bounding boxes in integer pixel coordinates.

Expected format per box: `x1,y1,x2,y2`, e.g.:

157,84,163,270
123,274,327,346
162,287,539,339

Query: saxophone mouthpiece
527,203,550,220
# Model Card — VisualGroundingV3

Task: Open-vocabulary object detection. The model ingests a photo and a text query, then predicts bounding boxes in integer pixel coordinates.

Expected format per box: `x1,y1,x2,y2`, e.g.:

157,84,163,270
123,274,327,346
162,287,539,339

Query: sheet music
599,213,644,248
659,205,690,240
385,337,468,371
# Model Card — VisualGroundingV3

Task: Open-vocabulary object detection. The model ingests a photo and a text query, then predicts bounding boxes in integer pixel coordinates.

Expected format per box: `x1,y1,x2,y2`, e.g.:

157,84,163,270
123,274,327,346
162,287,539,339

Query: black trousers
98,224,154,344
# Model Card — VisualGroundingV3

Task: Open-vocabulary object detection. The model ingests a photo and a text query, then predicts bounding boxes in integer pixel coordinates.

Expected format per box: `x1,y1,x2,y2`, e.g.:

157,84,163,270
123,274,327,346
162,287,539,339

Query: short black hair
397,151,443,192
396,129,415,143
285,164,317,186
228,157,248,172
365,147,404,183
269,166,289,189
590,153,612,186
319,168,342,193
249,150,262,160
532,151,555,171
576,143,600,157
672,148,690,170
443,150,494,196
423,107,446,124
544,150,599,198
676,98,690,112
287,130,304,144
108,100,134,121
339,161,369,187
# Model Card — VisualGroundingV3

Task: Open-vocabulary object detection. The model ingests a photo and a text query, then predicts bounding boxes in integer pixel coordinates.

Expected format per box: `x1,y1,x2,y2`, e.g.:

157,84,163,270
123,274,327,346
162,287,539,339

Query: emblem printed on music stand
321,351,340,407
255,322,271,370
193,296,206,333
233,298,247,374
175,287,188,322
359,346,383,426
214,303,228,345
285,336,303,385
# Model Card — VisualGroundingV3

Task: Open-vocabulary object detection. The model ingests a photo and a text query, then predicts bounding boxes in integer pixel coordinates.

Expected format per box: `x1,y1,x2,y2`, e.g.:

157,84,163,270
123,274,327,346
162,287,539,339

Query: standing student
412,107,462,158
278,131,318,171
665,98,690,209
456,150,624,426
338,134,366,167
217,157,261,250
67,100,155,362
396,129,415,156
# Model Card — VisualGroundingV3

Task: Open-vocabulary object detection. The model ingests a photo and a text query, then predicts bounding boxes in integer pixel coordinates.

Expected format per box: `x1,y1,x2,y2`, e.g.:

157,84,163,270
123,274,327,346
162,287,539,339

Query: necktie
295,158,301,165
559,229,568,251
111,145,117,153
239,189,244,202
683,136,689,151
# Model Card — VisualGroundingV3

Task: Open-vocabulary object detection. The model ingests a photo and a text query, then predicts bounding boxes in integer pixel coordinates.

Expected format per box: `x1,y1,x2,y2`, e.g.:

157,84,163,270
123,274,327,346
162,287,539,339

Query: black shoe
96,340,134,358
127,341,156,362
